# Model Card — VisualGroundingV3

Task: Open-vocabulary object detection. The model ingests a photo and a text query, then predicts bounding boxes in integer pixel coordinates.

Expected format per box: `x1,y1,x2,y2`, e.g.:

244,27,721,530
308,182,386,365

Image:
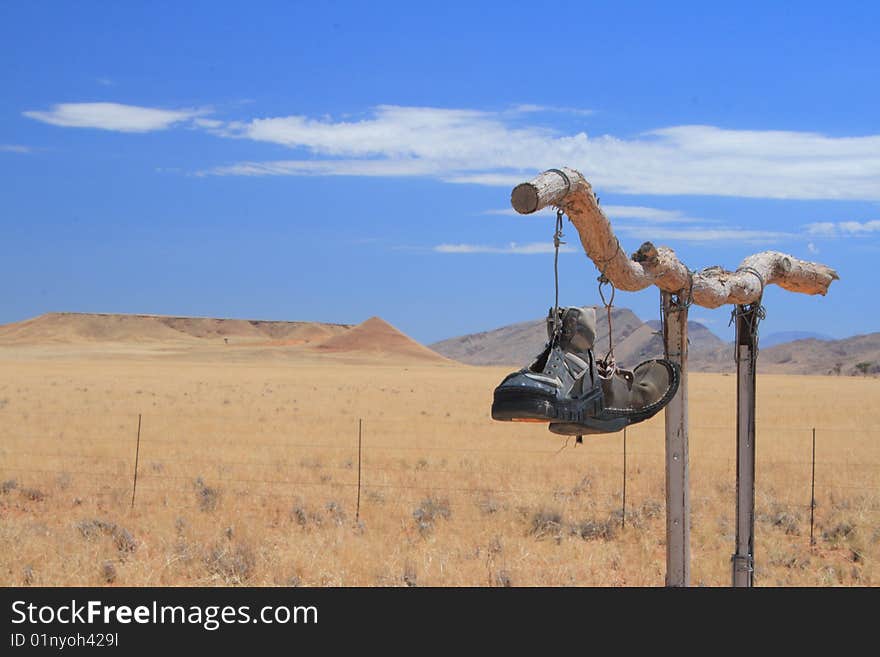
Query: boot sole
491,387,602,423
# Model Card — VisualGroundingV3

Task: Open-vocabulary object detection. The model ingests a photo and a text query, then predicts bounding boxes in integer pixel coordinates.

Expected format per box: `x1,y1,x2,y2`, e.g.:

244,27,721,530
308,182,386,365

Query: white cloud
599,205,712,224
807,242,819,254
0,144,32,153
434,242,577,254
200,105,880,201
509,104,595,116
804,219,880,236
23,102,208,133
616,226,794,244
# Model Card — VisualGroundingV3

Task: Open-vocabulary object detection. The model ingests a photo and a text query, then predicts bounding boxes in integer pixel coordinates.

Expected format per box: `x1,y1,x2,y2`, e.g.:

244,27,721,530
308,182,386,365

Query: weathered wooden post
510,167,837,587
732,302,762,586
661,292,690,586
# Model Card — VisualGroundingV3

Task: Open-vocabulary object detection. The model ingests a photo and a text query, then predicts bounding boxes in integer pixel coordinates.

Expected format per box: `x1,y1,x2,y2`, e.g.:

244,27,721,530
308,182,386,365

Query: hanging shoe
548,358,680,435
491,306,604,423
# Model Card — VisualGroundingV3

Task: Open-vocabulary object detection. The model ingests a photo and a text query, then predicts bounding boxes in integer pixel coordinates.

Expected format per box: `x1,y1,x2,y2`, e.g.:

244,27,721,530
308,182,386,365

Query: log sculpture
510,167,839,307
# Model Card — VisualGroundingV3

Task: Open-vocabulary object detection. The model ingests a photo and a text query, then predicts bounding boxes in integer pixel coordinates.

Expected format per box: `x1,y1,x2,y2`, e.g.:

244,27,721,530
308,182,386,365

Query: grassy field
1,350,877,586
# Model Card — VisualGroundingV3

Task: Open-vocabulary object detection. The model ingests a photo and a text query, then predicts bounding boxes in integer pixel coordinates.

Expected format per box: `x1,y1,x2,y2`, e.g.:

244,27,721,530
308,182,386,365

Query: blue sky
1,1,878,344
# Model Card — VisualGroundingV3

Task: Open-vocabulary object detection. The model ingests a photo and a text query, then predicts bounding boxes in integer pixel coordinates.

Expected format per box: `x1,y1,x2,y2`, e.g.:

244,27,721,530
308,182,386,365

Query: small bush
1,479,18,494
495,570,513,587
325,501,346,525
76,519,137,553
194,477,220,512
205,542,256,585
528,509,563,541
102,561,117,583
571,517,617,541
20,487,45,502
413,497,451,535
402,562,418,587
822,522,855,543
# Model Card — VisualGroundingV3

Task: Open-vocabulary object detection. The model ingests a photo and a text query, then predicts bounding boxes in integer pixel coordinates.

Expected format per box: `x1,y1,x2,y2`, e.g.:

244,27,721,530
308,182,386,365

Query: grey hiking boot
491,306,604,423
548,358,680,435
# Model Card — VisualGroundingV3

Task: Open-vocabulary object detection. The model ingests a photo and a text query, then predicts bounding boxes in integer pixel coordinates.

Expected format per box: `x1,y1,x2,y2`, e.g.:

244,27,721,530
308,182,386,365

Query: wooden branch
510,168,839,309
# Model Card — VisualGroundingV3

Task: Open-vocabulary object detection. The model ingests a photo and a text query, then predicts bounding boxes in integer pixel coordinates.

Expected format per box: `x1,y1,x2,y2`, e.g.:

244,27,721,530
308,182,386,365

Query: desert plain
0,313,878,586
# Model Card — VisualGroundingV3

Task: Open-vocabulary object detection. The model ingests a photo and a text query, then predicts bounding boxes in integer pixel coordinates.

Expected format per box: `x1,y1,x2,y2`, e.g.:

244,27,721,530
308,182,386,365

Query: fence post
621,427,627,529
661,291,690,587
810,427,816,546
732,304,759,587
130,413,142,509
356,418,363,523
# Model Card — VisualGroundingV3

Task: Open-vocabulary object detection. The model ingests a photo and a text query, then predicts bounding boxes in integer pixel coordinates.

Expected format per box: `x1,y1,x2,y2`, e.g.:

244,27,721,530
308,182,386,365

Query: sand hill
314,316,450,362
0,312,351,345
0,312,449,364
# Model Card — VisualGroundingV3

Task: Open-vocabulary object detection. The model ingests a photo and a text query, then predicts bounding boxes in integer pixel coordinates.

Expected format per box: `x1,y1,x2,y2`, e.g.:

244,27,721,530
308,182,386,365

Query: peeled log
511,168,839,308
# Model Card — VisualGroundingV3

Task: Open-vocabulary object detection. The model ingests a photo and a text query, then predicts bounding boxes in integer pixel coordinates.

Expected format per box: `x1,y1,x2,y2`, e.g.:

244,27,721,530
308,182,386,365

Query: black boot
491,306,604,423
548,358,680,435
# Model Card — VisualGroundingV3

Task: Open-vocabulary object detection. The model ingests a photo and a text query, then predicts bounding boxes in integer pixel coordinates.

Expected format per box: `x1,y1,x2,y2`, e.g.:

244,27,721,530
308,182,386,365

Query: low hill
0,312,450,364
429,310,880,376
314,316,450,362
0,312,351,345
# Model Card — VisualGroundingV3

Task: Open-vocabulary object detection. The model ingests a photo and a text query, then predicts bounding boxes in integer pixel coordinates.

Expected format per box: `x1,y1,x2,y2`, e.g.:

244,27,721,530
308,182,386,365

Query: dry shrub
194,477,220,512
102,561,117,583
1,479,17,494
76,519,137,553
495,570,513,587
413,497,451,535
822,521,856,543
571,517,618,541
204,541,256,585
528,509,564,542
20,487,45,502
758,504,801,535
325,501,346,525
402,562,418,587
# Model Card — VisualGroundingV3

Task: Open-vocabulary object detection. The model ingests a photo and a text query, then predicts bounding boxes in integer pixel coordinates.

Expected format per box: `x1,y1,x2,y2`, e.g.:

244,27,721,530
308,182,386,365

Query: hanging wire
551,208,566,337
593,235,622,378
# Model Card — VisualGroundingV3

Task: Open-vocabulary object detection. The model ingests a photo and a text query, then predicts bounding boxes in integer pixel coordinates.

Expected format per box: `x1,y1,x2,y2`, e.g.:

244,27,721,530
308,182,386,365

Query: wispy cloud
508,104,595,116
599,205,712,224
434,242,577,254
807,242,819,254
616,225,794,245
0,144,32,154
31,101,880,201
198,106,880,201
480,203,777,245
804,219,880,236
23,102,209,133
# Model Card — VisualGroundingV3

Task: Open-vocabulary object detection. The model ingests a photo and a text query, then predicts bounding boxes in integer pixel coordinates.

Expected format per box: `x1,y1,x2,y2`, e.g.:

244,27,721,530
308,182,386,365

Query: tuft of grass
402,562,418,587
571,517,618,541
194,477,220,512
413,497,451,535
204,541,256,585
20,487,46,502
528,508,563,541
102,561,117,583
495,570,512,587
822,521,856,543
76,519,137,553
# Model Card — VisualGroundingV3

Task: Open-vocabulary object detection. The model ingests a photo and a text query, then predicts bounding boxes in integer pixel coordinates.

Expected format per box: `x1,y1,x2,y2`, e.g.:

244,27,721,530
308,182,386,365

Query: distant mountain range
429,308,880,376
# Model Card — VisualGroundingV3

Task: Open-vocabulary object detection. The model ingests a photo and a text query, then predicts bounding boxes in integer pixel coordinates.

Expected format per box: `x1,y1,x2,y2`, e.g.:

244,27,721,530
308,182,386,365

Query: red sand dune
313,316,449,362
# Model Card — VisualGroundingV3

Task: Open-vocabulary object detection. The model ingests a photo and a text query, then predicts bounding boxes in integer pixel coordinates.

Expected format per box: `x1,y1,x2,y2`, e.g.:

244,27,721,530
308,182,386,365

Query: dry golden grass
0,347,878,587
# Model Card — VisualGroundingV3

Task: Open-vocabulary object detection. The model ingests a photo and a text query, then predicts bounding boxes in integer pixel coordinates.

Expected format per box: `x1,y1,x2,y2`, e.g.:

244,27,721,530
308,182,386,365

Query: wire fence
1,411,878,544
